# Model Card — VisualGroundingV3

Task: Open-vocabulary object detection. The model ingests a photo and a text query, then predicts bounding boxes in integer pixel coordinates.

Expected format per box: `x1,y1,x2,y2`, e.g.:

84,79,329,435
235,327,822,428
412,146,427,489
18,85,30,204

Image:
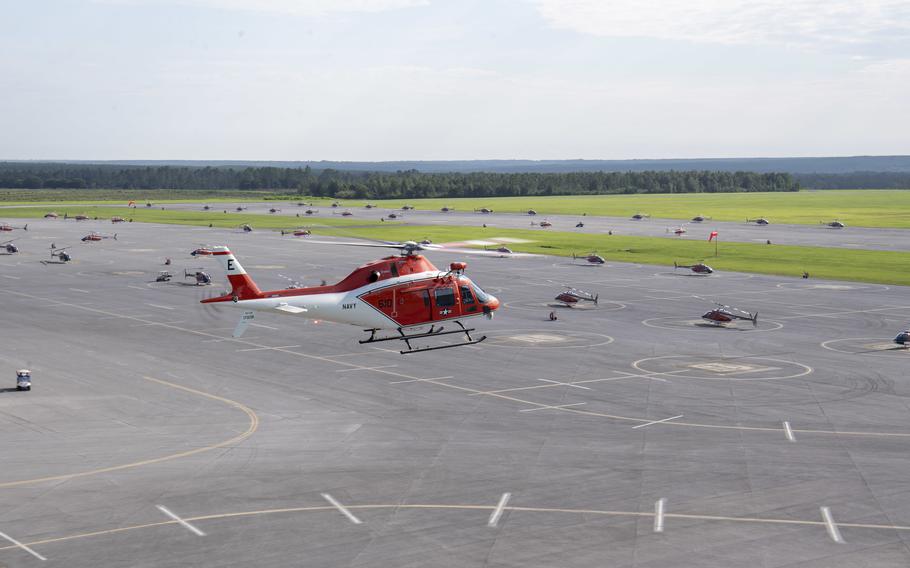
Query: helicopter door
389,288,433,327
432,286,460,321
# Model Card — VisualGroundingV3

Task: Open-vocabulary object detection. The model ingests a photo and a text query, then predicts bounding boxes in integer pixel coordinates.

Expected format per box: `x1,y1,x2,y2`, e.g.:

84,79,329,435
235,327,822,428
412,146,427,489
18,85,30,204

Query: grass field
4,189,910,228
3,205,909,285
0,206,392,230
311,224,910,286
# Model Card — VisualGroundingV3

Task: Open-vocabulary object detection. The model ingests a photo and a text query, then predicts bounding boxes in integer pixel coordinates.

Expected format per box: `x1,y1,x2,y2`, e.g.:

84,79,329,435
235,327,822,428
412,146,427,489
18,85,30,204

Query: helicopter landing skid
360,322,487,354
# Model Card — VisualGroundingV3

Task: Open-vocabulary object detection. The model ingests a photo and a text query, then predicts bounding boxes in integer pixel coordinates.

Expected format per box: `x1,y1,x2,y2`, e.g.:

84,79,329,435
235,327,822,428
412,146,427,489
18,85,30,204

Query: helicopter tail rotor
752,311,759,327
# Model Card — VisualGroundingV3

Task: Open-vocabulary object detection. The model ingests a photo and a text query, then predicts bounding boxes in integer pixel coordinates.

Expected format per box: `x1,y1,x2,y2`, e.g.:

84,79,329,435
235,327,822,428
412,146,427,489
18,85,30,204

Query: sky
2,0,909,160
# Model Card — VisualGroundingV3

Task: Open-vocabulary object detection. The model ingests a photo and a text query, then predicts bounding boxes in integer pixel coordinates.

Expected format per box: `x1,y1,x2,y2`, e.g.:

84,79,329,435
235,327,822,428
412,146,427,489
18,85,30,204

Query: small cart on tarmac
16,369,31,391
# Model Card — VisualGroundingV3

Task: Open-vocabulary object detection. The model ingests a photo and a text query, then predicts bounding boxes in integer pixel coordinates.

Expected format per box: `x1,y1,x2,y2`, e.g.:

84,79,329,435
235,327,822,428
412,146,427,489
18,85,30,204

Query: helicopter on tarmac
701,302,758,327
1,239,19,254
575,222,584,228
111,216,126,223
236,205,247,212
668,225,687,236
573,252,605,264
281,228,312,237
674,261,714,274
81,231,117,242
822,220,845,228
746,217,770,225
691,215,711,223
185,269,212,285
239,224,253,232
894,330,910,346
199,240,502,354
365,203,376,209
191,246,214,257
387,212,402,219
66,214,90,221
269,208,281,214
0,223,27,232
531,219,552,228
304,209,318,215
203,205,211,211
47,245,72,263
402,204,415,210
339,210,354,216
554,286,599,307
631,213,650,220
44,212,59,219
527,209,537,215
475,208,494,214
441,206,455,212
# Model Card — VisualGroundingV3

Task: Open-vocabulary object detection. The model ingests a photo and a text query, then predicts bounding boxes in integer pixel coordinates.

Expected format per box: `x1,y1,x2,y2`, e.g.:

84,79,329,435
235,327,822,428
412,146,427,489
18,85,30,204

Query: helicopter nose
487,295,500,311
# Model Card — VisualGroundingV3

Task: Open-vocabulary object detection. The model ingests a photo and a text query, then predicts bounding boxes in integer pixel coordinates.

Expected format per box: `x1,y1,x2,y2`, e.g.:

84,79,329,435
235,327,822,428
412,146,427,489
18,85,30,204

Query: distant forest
0,163,800,197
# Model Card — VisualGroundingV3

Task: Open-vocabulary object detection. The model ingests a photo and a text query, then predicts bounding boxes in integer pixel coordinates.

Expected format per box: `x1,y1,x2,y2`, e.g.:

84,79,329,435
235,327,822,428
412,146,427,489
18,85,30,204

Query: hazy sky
2,0,909,160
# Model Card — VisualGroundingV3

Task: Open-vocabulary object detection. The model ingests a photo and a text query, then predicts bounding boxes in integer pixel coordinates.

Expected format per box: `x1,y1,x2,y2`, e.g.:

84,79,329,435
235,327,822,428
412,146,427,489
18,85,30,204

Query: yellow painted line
0,376,258,489
6,502,910,553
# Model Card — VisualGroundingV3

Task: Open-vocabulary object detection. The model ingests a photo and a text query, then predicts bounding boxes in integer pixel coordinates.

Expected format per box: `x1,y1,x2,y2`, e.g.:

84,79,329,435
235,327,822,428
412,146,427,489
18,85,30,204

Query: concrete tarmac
2,218,910,566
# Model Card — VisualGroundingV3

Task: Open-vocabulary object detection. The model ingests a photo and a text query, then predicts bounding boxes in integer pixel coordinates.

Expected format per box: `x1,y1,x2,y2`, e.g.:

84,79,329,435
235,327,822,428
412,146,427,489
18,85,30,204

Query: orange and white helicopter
0,222,27,232
81,231,117,242
200,241,501,354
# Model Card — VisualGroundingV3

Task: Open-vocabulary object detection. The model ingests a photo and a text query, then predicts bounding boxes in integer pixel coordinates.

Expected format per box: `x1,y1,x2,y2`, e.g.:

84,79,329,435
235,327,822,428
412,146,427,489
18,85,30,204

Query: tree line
0,163,800,197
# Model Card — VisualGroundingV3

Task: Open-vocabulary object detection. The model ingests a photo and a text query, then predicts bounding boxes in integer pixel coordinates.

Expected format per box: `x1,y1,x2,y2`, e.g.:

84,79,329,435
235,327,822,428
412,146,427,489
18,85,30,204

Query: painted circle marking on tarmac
820,337,910,356
642,316,782,333
632,355,812,381
483,328,614,349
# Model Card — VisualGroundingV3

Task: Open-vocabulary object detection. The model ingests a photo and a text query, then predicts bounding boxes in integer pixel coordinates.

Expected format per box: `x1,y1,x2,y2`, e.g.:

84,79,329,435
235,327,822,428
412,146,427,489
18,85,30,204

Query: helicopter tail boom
206,246,263,301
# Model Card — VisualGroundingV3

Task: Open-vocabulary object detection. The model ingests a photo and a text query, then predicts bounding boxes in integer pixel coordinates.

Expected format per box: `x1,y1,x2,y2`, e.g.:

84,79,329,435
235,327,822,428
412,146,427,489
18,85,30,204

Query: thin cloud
94,0,429,15
533,0,910,47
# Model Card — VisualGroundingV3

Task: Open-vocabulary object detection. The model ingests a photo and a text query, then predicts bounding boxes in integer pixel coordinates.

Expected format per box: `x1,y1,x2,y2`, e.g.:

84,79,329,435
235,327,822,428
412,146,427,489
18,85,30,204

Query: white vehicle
16,369,31,391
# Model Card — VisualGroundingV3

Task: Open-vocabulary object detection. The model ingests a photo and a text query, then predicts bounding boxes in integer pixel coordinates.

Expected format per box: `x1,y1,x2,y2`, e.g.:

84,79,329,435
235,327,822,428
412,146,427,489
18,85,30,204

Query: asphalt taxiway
2,217,910,567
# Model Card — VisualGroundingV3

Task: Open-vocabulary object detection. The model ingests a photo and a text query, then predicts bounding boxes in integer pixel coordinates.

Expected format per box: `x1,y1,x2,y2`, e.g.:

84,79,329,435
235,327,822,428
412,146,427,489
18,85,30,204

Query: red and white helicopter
81,231,117,242
200,241,501,354
0,223,27,232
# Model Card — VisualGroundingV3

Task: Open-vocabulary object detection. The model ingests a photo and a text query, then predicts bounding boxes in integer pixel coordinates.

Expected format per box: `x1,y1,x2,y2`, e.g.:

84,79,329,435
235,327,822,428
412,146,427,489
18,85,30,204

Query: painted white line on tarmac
69,288,90,293
236,345,300,352
783,421,796,442
249,322,280,330
820,507,844,543
388,375,453,385
488,493,511,527
1,275,20,279
0,530,47,561
156,505,206,536
538,379,591,390
321,493,363,525
146,303,175,310
654,498,666,533
127,285,147,290
520,403,586,413
336,365,398,373
633,415,684,429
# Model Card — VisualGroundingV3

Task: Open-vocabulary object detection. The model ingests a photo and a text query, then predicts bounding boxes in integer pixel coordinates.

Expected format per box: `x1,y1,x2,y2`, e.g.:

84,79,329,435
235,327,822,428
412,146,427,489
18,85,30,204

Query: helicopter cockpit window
435,287,456,307
390,262,399,277
461,277,490,303
459,285,475,305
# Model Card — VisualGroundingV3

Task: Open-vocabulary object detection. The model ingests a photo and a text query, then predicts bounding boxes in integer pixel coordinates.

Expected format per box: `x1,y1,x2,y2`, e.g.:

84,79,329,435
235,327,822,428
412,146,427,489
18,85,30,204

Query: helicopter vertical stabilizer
209,246,263,301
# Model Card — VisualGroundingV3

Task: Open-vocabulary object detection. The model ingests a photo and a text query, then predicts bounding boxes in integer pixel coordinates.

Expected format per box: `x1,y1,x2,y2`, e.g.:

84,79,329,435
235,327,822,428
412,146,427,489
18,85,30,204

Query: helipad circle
642,316,782,333
821,337,910,356
483,328,614,349
632,355,812,381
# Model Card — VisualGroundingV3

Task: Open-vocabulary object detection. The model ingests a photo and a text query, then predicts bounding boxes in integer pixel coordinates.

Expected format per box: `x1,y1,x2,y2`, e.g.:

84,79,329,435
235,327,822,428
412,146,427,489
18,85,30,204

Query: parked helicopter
475,208,494,214
631,213,650,220
48,246,72,263
441,206,455,212
822,220,845,228
554,286,599,307
81,231,117,242
701,302,758,327
668,226,687,236
331,201,342,208
531,219,553,228
387,212,402,219
156,271,173,282
894,330,910,346
527,209,537,215
573,252,605,264
0,223,27,232
200,241,501,353
236,205,247,212
203,205,211,211
340,210,354,216
185,269,213,285
575,222,584,228
239,224,253,232
191,246,214,257
674,261,714,274
281,228,312,237
44,212,59,219
691,215,711,223
304,209,318,215
1,239,19,253
112,216,128,223
747,217,770,225
365,203,376,209
67,214,90,221
402,204,415,210
269,208,281,214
